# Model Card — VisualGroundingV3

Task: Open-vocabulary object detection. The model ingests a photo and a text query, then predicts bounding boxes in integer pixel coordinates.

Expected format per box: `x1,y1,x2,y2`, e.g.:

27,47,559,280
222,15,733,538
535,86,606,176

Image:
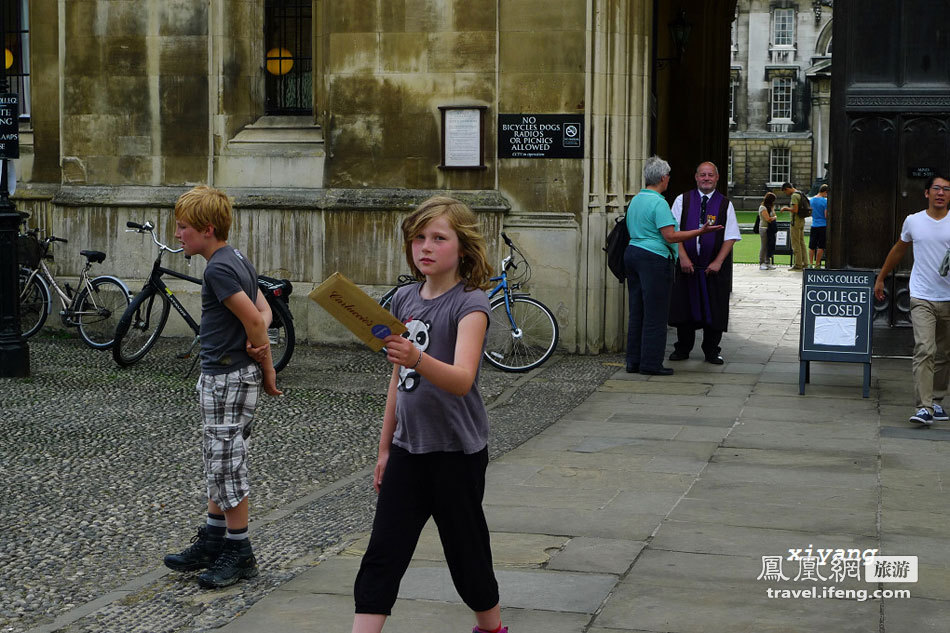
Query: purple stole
681,190,721,326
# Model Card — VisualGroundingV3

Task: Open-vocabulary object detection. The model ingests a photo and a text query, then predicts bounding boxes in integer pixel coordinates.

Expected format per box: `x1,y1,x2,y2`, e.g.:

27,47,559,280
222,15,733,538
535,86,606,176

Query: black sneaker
164,526,225,572
197,538,259,589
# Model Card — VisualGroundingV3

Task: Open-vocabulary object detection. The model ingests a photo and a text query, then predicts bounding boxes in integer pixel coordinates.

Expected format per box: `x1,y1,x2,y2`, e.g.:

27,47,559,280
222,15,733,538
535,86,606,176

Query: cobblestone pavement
0,334,621,633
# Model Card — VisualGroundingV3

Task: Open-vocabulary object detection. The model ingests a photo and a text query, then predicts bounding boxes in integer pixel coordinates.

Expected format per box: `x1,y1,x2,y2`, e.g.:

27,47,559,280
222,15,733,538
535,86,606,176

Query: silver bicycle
18,228,131,349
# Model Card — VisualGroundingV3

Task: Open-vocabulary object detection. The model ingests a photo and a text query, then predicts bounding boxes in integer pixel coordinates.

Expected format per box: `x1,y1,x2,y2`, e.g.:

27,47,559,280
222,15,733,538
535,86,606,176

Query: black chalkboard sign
799,268,874,397
498,114,583,159
0,93,19,159
773,220,792,256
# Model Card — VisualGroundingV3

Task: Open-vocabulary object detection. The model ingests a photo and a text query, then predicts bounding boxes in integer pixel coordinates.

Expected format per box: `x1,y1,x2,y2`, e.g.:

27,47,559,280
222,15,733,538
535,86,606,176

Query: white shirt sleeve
671,195,684,224
724,200,741,242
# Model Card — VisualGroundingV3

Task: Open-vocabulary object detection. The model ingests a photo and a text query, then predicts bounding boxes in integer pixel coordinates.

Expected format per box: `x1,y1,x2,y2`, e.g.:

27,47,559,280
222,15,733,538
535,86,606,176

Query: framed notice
439,106,486,170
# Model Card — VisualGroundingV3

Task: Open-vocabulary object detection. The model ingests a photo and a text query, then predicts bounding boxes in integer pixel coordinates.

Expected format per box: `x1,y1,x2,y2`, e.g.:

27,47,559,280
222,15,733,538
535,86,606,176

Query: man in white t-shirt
874,174,950,425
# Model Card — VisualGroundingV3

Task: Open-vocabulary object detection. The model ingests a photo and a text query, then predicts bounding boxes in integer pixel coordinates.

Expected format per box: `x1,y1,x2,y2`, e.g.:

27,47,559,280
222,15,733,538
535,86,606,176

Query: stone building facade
728,0,832,209
8,0,736,352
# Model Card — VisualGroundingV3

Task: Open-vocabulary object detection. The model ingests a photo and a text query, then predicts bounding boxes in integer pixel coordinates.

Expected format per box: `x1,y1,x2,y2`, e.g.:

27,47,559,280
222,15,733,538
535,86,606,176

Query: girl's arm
382,311,488,397
374,366,400,493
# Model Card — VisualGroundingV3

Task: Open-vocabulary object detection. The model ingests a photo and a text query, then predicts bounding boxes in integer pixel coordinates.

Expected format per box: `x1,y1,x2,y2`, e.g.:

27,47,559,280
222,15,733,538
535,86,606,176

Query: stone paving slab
883,598,950,632
671,497,878,536
595,580,881,633
546,537,645,574
609,412,737,427
399,567,617,613
483,506,667,541
685,478,878,510
650,522,881,558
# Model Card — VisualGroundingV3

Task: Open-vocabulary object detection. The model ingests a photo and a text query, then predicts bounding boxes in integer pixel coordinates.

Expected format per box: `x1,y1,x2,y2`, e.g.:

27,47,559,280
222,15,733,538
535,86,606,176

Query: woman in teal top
624,156,723,375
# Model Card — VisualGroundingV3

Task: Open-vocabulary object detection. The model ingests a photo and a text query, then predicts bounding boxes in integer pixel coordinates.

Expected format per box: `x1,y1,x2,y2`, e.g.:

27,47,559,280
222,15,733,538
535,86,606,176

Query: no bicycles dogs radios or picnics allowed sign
0,93,19,159
798,269,874,397
497,114,583,159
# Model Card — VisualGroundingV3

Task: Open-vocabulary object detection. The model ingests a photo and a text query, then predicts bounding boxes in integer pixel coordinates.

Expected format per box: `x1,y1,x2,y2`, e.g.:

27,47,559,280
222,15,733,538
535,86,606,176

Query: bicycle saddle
80,250,106,264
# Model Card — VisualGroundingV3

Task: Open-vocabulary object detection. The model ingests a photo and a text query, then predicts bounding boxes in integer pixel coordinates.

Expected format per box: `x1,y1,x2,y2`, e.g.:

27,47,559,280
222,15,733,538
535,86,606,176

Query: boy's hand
246,339,270,364
262,365,282,396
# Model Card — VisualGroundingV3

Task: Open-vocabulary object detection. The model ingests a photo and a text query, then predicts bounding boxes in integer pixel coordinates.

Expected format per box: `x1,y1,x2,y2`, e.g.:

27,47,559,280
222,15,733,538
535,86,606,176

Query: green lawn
732,232,793,265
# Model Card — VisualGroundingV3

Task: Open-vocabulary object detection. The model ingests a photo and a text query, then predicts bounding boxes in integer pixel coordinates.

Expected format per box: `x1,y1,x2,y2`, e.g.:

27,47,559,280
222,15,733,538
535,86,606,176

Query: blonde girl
352,197,507,633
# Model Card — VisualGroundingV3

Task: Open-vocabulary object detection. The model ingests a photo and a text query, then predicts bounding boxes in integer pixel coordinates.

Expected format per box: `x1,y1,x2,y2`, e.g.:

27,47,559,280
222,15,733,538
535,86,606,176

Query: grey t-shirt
390,281,491,454
200,245,259,375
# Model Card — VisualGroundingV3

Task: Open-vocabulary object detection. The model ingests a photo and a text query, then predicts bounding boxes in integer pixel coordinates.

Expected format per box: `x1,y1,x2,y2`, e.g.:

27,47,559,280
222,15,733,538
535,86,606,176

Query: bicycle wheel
267,296,295,372
75,277,130,349
484,295,559,372
18,269,50,339
113,288,170,367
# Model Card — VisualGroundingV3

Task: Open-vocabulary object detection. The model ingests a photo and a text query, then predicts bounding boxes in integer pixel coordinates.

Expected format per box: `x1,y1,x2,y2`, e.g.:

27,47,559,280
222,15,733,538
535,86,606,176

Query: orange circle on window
266,47,293,75
4,49,11,70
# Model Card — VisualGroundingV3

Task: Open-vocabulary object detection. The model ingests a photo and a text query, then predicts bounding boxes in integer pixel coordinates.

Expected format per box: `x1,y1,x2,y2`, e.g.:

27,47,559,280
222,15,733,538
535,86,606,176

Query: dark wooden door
830,0,950,331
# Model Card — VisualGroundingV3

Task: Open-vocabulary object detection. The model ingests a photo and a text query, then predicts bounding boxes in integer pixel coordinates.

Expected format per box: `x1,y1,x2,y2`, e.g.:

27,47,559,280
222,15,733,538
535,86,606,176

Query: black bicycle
112,221,295,372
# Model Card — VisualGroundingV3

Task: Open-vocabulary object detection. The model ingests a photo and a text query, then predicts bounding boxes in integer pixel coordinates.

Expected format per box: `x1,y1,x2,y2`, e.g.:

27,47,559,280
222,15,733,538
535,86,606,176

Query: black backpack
795,191,812,218
604,215,629,282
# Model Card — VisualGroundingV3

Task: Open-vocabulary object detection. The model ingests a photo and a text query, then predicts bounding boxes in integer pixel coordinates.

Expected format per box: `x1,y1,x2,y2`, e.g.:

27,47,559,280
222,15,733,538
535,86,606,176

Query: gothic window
264,0,313,114
770,77,793,122
2,0,29,123
770,148,791,185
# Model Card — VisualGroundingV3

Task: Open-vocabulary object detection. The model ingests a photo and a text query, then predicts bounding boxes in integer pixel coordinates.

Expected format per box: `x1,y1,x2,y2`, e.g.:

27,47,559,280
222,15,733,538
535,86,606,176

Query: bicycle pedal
175,352,192,360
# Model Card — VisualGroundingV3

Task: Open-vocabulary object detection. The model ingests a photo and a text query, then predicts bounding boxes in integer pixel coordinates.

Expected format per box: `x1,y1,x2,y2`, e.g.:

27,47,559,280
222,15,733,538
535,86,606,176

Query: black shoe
640,367,674,376
626,364,639,373
669,351,690,361
164,526,225,572
704,355,725,365
197,538,259,589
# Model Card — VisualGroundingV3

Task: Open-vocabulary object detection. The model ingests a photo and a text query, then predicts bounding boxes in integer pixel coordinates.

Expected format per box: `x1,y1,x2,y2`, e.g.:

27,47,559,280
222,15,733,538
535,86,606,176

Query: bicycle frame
139,254,202,336
23,253,100,323
487,254,528,335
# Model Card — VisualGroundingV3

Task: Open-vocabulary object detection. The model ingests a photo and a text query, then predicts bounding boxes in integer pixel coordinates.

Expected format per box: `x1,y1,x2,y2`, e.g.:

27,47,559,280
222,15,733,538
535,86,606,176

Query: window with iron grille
264,0,312,114
2,0,29,122
770,148,790,184
770,77,793,121
772,8,794,47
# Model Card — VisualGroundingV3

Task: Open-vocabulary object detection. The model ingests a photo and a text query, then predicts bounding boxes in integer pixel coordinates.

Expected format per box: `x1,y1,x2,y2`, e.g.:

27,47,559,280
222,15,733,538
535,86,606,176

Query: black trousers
353,445,499,615
674,325,723,359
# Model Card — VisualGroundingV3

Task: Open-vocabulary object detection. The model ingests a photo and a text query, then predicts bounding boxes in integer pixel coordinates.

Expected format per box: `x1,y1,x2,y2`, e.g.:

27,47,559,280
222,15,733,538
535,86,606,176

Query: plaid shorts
197,364,261,511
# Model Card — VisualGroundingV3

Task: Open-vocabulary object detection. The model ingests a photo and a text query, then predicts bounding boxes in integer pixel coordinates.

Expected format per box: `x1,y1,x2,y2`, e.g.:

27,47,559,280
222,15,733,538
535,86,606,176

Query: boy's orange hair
174,185,233,242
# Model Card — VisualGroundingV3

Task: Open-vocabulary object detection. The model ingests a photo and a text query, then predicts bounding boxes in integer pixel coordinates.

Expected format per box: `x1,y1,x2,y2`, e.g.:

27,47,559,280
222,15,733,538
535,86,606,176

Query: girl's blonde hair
174,185,233,241
401,196,493,291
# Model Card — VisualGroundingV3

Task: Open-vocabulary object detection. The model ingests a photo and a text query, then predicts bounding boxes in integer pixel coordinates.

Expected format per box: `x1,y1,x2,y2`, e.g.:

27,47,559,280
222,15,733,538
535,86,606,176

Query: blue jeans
625,245,674,371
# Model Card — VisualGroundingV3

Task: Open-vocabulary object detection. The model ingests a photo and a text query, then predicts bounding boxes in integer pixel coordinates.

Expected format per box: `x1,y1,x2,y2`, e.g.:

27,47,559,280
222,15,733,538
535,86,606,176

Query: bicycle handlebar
125,220,183,254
